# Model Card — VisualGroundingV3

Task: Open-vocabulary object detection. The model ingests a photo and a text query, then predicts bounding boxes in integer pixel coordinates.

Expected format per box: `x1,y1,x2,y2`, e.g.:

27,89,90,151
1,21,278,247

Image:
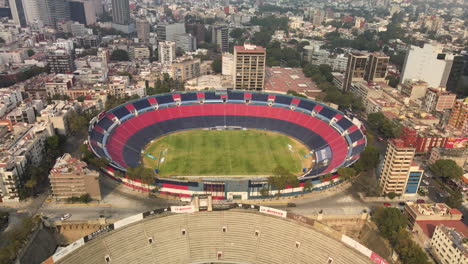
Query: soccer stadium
45,204,386,264
88,91,366,199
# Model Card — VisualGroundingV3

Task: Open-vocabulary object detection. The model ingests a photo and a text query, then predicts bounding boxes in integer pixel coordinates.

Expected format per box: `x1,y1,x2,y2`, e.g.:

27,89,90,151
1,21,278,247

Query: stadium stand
88,91,366,198
48,207,379,264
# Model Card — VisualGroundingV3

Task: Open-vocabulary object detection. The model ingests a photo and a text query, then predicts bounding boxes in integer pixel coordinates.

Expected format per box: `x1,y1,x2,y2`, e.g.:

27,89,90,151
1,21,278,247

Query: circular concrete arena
49,206,376,264
88,91,366,197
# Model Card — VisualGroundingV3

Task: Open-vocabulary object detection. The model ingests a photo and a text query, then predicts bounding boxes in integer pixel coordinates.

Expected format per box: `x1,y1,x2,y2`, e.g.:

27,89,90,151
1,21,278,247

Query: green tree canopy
367,112,401,138
110,49,130,61
68,111,89,135
211,56,222,73
337,167,356,180
373,207,407,240
429,159,463,180
268,166,299,195
127,166,155,185
352,145,380,172
446,190,463,208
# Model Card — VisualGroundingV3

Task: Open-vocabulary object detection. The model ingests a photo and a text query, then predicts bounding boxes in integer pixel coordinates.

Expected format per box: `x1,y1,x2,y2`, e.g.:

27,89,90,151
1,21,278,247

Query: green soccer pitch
142,129,312,177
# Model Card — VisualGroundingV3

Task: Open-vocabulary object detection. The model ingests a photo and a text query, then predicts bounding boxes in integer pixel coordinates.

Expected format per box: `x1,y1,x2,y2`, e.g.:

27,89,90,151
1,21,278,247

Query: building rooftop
408,202,462,217
265,67,320,95
417,220,468,240
234,44,266,52
50,153,97,176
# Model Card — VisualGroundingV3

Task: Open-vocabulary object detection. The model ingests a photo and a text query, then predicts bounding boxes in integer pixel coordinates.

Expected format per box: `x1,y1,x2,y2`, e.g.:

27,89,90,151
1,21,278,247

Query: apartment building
233,44,266,90
424,88,457,113
342,52,368,91
364,52,389,82
49,153,101,200
158,41,176,65
379,138,418,195
447,98,468,134
431,225,467,264
169,57,201,81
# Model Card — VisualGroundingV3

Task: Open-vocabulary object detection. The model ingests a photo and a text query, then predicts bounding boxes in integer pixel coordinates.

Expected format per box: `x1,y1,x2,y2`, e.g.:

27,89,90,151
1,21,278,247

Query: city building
342,52,367,91
429,147,467,168
431,225,468,264
136,18,150,43
131,46,150,60
8,0,26,27
49,153,101,200
45,74,75,97
0,122,54,202
405,202,463,229
222,52,234,76
174,33,197,52
158,41,176,65
156,23,185,42
37,102,77,135
212,26,229,53
400,43,455,89
364,52,389,82
379,138,418,195
423,88,456,113
111,0,133,33
400,80,429,101
40,0,71,27
233,44,266,91
447,98,468,134
7,104,35,124
446,53,468,97
47,49,76,74
0,88,22,117
69,0,96,26
108,75,129,98
169,57,201,81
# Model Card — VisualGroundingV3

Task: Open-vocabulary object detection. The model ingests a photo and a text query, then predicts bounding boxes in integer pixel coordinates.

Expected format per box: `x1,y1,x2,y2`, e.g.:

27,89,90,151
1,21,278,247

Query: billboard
113,214,144,229
259,206,287,218
83,224,115,243
370,252,389,264
171,205,196,213
445,137,468,149
52,238,85,262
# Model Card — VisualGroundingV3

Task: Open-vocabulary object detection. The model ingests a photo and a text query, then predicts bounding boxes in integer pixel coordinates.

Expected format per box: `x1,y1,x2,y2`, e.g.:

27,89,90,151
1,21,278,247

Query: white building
400,43,455,88
108,75,129,98
125,85,146,98
222,52,234,76
7,104,35,124
158,41,176,65
431,225,467,264
0,89,22,117
38,102,77,135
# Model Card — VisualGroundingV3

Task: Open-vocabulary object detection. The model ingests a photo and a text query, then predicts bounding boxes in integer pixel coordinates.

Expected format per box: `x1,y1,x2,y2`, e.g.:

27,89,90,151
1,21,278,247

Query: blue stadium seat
319,107,336,119
275,95,292,105
251,93,268,102
112,107,131,119
297,100,316,111
336,117,353,130
204,92,221,100
181,93,197,102
348,130,363,142
90,130,104,143
350,144,365,156
97,117,113,130
156,95,174,105
133,99,151,111
227,92,244,100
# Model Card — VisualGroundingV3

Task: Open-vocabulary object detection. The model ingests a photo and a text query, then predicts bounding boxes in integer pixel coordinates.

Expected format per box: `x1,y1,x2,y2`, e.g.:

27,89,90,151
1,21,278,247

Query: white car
60,214,71,221
423,180,429,185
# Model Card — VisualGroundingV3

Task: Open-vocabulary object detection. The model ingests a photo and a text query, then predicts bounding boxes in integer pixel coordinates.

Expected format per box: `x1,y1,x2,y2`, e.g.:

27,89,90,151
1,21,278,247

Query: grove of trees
429,159,463,180
367,112,401,138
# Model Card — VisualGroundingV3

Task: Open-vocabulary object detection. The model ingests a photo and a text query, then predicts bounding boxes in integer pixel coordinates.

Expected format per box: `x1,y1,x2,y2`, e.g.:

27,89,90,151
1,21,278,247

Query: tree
176,47,184,57
372,207,407,240
251,31,272,47
446,190,463,208
230,28,245,39
211,56,222,73
387,191,397,199
429,159,463,180
27,49,35,57
259,187,270,197
352,145,379,172
127,166,155,185
68,111,89,135
77,95,86,102
110,49,130,61
337,167,356,180
268,166,299,196
367,112,401,138
303,180,313,192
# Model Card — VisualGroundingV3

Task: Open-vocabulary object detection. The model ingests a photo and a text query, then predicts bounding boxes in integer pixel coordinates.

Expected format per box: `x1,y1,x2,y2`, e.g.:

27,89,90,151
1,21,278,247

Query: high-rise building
174,33,197,52
312,8,324,26
447,98,468,133
342,52,367,91
212,26,229,53
446,53,468,97
47,49,75,73
69,0,96,26
49,153,101,200
136,18,150,43
8,0,26,26
364,52,389,82
233,44,266,90
158,41,176,65
156,23,185,42
400,43,455,88
111,0,129,25
379,138,422,195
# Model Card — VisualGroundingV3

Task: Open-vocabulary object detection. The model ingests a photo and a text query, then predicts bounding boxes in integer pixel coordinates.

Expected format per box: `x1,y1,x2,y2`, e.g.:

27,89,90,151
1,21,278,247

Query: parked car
398,202,406,206
422,180,429,185
416,199,425,204
287,203,297,207
383,203,391,207
60,213,71,221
